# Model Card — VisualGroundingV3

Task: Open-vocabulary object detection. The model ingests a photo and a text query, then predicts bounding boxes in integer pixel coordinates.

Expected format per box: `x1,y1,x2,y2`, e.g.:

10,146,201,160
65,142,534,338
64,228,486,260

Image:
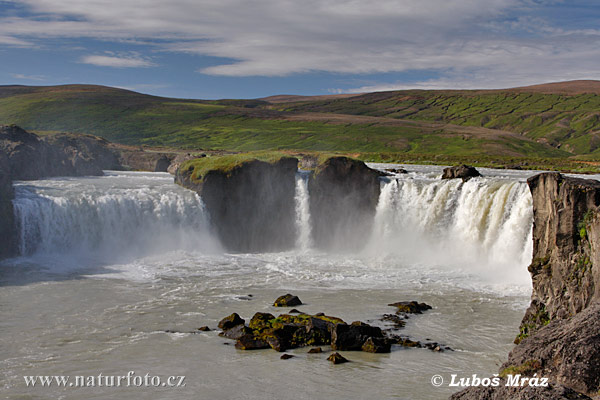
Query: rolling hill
1,81,600,170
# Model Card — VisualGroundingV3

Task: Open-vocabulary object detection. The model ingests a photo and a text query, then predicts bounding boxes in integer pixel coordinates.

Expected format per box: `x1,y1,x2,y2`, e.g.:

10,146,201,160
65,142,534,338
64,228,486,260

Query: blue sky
0,0,599,99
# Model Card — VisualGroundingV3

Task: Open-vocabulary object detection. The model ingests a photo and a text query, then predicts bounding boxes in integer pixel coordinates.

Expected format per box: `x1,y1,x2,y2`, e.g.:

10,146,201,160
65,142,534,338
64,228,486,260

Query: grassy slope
281,90,600,155
1,83,600,172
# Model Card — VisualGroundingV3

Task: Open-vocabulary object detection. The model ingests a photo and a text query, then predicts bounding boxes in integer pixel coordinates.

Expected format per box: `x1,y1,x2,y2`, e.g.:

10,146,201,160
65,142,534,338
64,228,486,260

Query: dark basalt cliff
452,172,600,399
520,173,600,336
0,150,15,258
176,156,299,252
308,156,381,251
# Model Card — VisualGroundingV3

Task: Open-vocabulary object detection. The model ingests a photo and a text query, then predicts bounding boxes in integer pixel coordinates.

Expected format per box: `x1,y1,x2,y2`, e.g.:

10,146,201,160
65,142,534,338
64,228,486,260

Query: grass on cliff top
181,151,294,183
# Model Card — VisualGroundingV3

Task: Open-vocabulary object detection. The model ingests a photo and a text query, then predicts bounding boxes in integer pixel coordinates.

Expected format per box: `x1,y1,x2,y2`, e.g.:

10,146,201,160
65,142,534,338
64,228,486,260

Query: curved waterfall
367,174,533,284
11,169,533,286
12,172,219,259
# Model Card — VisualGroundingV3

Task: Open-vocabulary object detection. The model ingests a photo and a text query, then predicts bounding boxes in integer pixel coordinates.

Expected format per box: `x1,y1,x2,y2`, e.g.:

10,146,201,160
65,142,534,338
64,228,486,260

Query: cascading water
367,169,533,287
3,165,541,400
294,171,312,250
12,171,220,262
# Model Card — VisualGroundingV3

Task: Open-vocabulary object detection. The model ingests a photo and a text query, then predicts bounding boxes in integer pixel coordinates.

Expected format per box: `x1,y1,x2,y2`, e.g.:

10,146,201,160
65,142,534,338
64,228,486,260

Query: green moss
514,305,550,344
180,151,295,183
500,360,542,378
577,210,595,241
527,256,551,275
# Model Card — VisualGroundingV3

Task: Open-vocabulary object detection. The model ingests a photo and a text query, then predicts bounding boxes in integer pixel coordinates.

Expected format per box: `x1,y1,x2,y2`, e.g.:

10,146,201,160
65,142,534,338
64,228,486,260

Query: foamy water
1,167,541,399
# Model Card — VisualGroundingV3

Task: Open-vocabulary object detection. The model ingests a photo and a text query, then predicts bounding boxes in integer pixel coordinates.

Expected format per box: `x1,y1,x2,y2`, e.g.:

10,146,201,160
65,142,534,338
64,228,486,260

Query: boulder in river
218,313,245,330
441,165,481,181
327,352,349,364
273,294,302,307
388,301,432,314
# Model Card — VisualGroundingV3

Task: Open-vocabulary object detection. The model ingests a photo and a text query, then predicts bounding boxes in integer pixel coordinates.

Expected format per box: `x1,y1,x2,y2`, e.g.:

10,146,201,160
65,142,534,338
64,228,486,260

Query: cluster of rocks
212,295,446,364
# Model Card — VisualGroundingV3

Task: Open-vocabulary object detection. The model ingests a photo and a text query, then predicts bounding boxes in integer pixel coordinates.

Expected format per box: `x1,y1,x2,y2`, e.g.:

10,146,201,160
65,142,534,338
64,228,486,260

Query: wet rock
315,312,325,316
218,313,245,330
384,334,422,348
266,324,301,352
289,309,301,314
280,354,294,360
308,156,381,251
197,326,211,331
361,337,392,353
235,334,270,350
327,352,349,364
381,314,406,328
385,168,408,174
219,324,251,340
248,312,276,330
441,164,481,181
175,155,299,252
388,301,432,314
331,321,388,352
423,342,443,352
307,347,323,353
273,294,302,307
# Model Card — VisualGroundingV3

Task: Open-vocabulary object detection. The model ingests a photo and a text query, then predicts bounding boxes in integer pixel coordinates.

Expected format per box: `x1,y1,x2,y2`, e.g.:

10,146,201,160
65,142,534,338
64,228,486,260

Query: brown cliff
452,172,600,399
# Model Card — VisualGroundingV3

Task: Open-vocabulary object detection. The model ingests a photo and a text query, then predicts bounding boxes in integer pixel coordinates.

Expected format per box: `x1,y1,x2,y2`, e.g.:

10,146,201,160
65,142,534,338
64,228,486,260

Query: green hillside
281,89,600,155
1,83,600,171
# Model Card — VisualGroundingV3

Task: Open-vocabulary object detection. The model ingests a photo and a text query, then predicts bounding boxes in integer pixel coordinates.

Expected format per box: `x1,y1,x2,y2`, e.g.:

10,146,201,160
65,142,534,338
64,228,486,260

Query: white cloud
10,73,45,80
0,0,599,87
0,34,35,47
80,53,155,68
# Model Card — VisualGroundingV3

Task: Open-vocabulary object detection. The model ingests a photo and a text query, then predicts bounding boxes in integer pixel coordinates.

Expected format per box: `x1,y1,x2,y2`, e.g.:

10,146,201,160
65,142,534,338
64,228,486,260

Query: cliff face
0,151,15,258
0,125,122,179
308,157,381,251
42,132,122,175
176,157,299,252
452,172,600,399
519,172,600,339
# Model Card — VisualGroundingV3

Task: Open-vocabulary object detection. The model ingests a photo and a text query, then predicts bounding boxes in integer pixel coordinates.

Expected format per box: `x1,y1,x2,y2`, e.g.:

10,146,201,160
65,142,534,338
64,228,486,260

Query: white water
12,172,220,266
368,174,533,289
294,171,312,250
1,166,542,400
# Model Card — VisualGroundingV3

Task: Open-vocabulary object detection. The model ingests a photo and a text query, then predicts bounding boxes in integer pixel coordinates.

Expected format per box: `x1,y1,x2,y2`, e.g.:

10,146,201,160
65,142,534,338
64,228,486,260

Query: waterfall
368,175,533,285
12,172,220,259
294,171,312,250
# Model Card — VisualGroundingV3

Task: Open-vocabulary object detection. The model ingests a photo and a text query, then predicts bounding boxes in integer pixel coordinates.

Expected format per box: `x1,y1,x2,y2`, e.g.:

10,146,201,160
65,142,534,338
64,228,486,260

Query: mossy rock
388,301,432,314
273,294,302,307
218,313,245,330
327,352,349,364
179,151,296,184
248,312,276,331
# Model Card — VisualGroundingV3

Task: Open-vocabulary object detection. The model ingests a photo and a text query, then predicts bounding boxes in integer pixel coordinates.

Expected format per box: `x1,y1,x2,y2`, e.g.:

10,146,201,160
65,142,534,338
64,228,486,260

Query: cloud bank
1,0,599,90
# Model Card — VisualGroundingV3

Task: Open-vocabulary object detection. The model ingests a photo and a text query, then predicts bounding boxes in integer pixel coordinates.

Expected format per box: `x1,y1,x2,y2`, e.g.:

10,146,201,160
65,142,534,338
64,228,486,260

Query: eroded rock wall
451,172,600,399
176,157,299,252
308,157,381,251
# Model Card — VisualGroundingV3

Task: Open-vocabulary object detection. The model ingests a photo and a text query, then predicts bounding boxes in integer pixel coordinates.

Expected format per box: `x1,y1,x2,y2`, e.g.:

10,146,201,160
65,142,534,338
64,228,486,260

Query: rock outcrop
308,156,381,251
175,155,299,252
518,173,600,340
42,132,122,175
452,172,600,399
0,125,124,179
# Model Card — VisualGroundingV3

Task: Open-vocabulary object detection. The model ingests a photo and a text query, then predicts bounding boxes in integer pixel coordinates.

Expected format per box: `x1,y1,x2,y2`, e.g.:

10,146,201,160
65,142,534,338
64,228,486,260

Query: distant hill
1,81,600,167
